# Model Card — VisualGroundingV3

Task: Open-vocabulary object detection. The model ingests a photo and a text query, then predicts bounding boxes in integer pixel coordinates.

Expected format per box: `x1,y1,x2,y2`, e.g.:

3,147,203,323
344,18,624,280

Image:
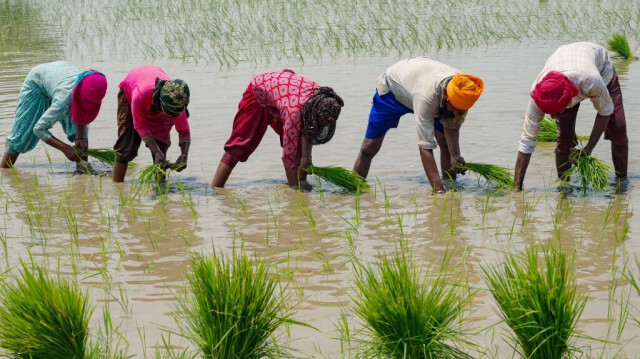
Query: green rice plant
85,148,136,168
562,153,612,194
177,250,291,359
462,162,514,189
307,165,369,192
538,117,590,142
351,246,473,358
482,244,586,359
0,261,94,358
607,33,638,60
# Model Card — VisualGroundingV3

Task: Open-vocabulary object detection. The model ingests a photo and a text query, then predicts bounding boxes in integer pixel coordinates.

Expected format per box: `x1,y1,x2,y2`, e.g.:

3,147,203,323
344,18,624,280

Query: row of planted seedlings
3,233,640,358
39,0,640,67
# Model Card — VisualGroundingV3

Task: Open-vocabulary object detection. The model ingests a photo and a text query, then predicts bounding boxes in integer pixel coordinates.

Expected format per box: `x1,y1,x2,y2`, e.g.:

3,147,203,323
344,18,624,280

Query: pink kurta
119,66,189,144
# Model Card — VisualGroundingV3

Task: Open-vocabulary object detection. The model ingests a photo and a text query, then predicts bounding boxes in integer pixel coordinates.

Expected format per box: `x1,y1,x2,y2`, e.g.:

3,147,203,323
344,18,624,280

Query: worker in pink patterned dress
112,65,191,182
211,69,344,188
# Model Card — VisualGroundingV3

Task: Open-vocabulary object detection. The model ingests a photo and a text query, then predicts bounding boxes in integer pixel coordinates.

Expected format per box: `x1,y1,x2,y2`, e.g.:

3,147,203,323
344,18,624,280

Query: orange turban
446,74,484,111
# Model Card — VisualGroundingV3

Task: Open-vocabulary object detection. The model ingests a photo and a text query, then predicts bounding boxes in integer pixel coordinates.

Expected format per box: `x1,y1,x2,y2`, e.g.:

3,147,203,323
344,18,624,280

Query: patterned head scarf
152,78,190,117
301,87,344,145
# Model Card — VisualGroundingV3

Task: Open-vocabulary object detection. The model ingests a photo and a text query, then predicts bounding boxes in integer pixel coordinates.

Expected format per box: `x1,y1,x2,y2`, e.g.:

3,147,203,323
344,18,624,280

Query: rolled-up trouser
221,84,283,168
555,73,628,156
114,89,168,163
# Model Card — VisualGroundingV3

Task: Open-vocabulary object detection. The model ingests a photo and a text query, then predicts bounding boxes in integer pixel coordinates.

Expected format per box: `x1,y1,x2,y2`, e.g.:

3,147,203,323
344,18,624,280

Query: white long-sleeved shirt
376,57,466,150
519,42,615,154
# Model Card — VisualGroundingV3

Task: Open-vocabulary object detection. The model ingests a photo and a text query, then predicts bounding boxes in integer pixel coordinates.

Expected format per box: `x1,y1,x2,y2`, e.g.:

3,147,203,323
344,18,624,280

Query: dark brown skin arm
513,151,532,191
74,124,88,160
286,136,313,187
420,148,445,193
45,136,83,162
443,128,465,171
582,114,610,155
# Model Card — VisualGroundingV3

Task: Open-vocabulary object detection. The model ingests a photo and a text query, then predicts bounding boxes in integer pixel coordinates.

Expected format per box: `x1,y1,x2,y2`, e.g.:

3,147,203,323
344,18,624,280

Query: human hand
171,155,188,172
449,155,466,175
569,147,588,164
63,144,83,162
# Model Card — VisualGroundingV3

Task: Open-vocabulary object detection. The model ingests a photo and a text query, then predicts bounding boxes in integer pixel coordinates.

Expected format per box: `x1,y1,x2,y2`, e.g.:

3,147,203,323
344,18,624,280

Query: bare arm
513,151,532,191
443,127,465,171
420,148,445,193
286,137,313,187
582,114,610,155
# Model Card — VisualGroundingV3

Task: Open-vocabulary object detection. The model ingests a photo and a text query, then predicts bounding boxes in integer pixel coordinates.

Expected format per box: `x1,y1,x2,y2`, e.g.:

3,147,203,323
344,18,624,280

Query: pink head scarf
71,71,107,125
530,71,578,114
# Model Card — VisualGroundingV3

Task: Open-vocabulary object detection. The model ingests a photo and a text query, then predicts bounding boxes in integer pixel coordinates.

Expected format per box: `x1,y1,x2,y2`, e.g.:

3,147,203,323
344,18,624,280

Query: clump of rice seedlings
351,245,473,358
177,250,291,359
607,33,638,60
482,244,586,359
462,162,514,189
0,261,93,358
562,154,612,194
85,148,136,168
134,163,167,186
307,165,369,192
538,117,589,142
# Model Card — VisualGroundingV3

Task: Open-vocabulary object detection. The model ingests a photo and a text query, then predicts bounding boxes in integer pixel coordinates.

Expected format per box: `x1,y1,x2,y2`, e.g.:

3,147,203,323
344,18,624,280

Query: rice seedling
351,245,473,358
307,165,369,192
562,153,612,194
84,148,136,169
0,261,94,359
538,116,590,142
607,33,638,60
176,250,292,359
462,162,514,189
482,243,586,359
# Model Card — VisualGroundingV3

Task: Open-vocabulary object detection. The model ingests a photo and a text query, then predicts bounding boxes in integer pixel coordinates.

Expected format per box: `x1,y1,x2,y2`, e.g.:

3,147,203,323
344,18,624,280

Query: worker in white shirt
514,42,628,190
353,57,484,193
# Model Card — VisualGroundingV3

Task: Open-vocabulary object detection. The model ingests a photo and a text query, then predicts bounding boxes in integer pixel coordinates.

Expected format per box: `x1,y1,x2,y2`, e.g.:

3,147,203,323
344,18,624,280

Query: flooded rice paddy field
1,0,640,357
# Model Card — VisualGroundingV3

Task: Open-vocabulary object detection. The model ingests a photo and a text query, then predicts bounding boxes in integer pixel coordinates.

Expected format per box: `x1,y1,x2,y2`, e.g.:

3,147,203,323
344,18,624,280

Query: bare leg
211,161,234,188
555,151,572,179
353,137,385,178
612,143,628,178
113,161,128,182
1,152,18,168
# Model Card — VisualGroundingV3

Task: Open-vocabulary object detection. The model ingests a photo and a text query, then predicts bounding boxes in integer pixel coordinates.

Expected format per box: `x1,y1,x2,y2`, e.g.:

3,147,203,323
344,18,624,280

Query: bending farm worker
1,61,107,168
211,69,344,189
352,57,484,193
112,66,191,182
514,42,628,190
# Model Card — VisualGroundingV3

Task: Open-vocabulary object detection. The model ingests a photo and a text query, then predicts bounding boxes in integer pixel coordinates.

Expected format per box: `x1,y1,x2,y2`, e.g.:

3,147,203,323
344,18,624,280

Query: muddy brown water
1,29,640,359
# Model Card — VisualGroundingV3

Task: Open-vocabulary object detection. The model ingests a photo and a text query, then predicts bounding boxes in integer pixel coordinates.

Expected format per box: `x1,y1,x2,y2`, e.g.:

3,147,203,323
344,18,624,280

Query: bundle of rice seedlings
306,165,369,192
607,33,638,60
0,262,93,358
178,250,291,359
538,117,590,142
482,244,586,359
562,154,612,194
135,163,167,185
85,148,136,168
462,162,514,189
351,246,472,358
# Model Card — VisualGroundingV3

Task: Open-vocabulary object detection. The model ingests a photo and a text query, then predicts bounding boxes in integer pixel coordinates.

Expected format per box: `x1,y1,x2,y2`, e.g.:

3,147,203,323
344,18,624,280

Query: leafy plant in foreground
177,250,291,359
0,261,94,358
483,244,586,359
351,245,473,358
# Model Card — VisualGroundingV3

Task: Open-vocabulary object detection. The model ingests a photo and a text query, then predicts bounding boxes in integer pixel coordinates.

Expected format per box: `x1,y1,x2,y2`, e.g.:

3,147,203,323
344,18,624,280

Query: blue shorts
365,91,443,139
